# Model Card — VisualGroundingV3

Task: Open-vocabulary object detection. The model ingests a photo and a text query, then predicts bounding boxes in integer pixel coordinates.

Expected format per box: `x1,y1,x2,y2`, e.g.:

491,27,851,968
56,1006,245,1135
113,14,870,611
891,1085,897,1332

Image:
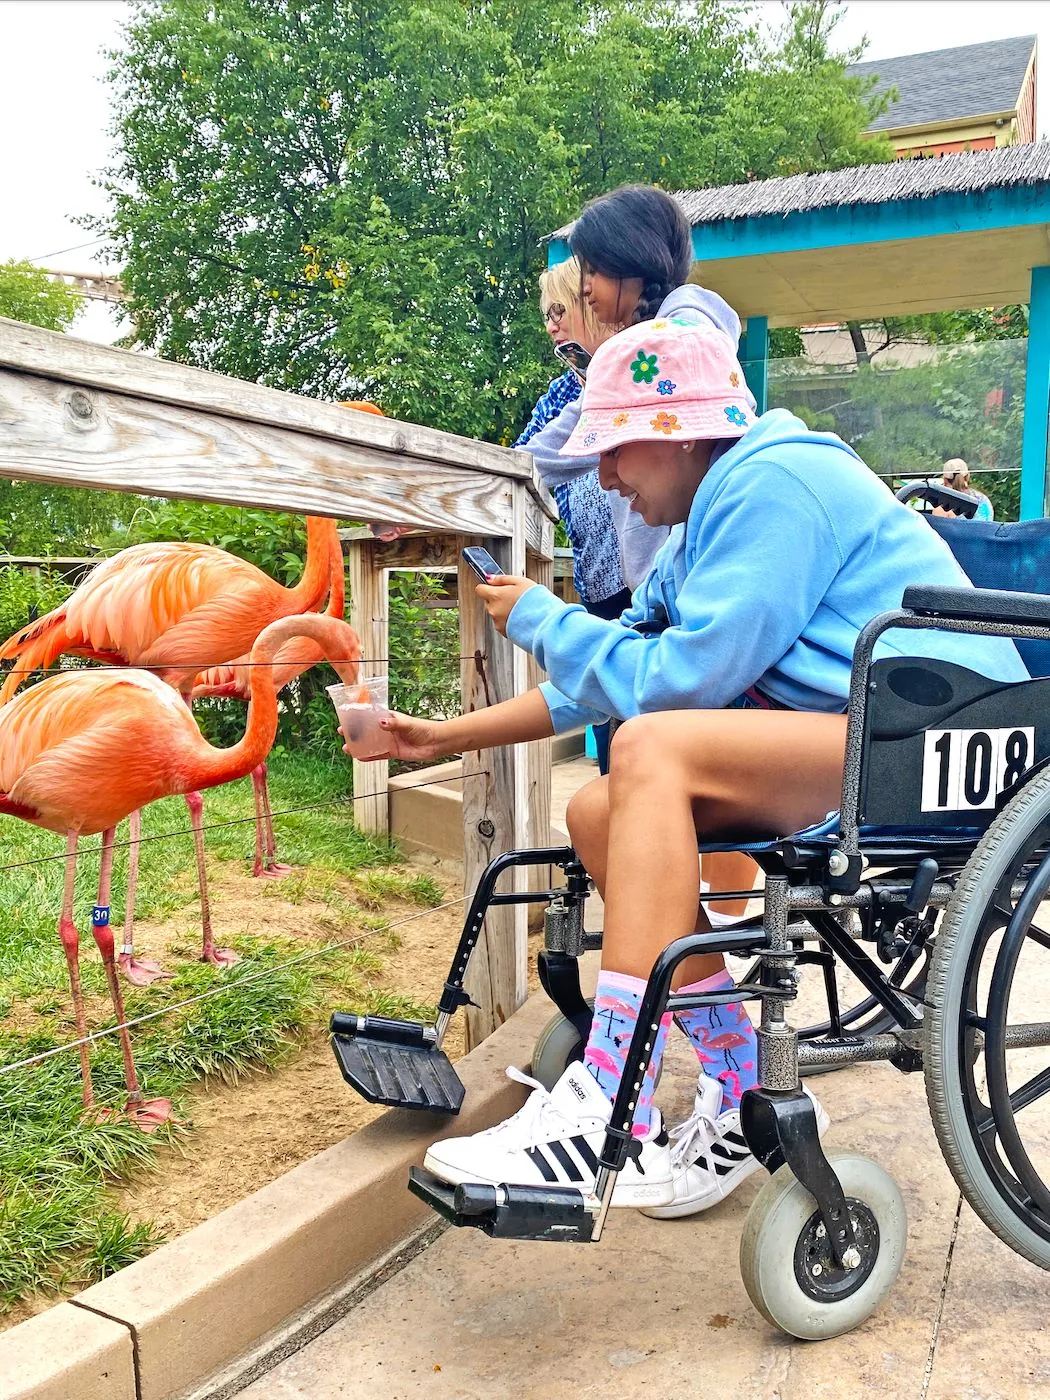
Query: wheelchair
330,504,1050,1340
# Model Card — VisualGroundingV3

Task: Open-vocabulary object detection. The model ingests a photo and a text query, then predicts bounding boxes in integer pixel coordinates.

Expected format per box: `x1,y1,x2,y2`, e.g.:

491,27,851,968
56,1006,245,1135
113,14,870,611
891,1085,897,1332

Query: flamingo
189,524,346,879
0,515,339,977
0,613,362,1128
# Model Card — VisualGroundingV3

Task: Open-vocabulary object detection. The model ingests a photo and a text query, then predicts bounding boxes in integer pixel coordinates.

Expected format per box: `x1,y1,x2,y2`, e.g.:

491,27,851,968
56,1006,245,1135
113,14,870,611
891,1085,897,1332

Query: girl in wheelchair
361,318,1026,1216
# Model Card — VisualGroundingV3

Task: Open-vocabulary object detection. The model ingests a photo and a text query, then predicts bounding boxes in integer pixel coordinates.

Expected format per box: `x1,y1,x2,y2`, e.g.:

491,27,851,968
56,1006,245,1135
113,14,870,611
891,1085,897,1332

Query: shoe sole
422,1148,675,1208
640,1101,831,1220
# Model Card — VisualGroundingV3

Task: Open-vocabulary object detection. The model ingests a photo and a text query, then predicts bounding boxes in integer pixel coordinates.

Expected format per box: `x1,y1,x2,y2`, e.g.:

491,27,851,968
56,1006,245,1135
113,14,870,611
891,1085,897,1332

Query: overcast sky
0,0,1046,343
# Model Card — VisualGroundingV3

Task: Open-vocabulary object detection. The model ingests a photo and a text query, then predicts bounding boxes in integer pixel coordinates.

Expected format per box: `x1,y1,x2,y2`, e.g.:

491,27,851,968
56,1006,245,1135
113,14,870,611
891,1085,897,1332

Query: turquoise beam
547,238,571,268
1020,264,1050,520
739,315,768,415
690,184,1050,264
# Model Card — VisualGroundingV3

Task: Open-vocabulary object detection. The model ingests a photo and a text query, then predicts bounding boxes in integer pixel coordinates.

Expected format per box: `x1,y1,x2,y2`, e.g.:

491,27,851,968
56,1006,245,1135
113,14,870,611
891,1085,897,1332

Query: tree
0,260,82,332
94,0,891,443
0,263,123,556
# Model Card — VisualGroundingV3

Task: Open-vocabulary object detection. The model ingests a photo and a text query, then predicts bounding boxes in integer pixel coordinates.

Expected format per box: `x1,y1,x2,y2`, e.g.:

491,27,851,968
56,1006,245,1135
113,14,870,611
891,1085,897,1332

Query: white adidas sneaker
424,1064,675,1208
640,1076,830,1220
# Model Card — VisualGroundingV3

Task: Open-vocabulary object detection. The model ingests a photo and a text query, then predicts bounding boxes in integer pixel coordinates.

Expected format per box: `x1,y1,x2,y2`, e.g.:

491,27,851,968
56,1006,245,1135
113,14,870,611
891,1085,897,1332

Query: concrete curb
0,992,555,1400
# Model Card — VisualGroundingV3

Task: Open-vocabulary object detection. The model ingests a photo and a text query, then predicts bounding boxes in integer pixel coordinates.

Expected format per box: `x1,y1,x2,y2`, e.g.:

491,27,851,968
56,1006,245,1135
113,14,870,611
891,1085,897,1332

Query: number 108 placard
920,726,1034,813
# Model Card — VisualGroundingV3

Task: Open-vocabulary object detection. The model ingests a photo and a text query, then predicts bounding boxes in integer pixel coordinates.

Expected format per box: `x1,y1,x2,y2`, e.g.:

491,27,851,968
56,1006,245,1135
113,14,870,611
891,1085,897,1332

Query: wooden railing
0,316,558,1045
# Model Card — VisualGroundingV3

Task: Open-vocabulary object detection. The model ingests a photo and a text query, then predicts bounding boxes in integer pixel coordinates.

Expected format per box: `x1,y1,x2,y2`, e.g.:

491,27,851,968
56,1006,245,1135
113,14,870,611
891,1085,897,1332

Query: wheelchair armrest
895,480,979,518
903,584,1050,630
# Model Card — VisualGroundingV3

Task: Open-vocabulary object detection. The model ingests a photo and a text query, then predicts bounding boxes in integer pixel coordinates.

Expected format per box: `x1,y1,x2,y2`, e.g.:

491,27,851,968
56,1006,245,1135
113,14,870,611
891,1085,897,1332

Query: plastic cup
328,676,390,760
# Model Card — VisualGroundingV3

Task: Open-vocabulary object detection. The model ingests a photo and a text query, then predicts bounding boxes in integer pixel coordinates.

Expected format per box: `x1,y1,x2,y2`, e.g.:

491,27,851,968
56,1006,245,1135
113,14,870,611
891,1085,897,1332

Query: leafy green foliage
0,567,72,648
0,261,82,333
771,338,1026,520
96,0,889,442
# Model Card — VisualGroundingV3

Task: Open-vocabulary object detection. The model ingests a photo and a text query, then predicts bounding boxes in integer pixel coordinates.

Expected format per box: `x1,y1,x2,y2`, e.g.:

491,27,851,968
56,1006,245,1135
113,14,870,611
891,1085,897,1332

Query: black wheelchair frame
332,577,1050,1338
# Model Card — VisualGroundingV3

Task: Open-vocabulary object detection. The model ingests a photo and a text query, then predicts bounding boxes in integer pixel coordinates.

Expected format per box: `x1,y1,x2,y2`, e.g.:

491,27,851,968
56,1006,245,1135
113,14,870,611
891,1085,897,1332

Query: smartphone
553,340,592,382
462,546,503,582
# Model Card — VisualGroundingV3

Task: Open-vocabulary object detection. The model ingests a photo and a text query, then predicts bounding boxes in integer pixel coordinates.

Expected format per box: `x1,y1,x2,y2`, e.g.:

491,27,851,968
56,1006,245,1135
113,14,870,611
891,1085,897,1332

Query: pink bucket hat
560,319,754,457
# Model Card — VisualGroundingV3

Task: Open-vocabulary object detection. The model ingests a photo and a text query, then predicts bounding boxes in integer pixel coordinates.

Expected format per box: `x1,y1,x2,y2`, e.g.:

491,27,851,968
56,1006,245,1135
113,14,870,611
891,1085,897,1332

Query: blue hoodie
507,409,1028,734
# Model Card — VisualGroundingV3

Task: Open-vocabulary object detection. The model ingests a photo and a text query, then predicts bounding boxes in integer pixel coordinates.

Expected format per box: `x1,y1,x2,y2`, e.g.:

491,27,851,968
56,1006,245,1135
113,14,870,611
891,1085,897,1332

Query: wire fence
0,892,473,1078
0,768,488,876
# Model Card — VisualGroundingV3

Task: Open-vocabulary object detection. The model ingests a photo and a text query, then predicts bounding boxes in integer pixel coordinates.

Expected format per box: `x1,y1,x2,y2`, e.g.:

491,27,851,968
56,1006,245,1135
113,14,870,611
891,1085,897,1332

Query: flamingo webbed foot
118,952,173,986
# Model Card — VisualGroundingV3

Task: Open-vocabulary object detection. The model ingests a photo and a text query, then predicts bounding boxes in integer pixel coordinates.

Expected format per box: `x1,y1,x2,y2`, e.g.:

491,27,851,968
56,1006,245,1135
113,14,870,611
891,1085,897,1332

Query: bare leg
117,809,171,985
251,762,291,878
567,710,847,986
703,850,760,921
184,790,239,967
91,827,172,1130
57,832,94,1110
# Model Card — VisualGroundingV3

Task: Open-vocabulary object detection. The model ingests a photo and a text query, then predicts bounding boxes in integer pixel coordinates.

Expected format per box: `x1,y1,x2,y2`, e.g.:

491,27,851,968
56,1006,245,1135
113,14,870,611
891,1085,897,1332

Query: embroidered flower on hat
650,319,670,329
656,379,676,396
583,431,598,446
651,411,681,435
729,372,740,388
612,412,630,427
630,351,659,384
725,405,748,426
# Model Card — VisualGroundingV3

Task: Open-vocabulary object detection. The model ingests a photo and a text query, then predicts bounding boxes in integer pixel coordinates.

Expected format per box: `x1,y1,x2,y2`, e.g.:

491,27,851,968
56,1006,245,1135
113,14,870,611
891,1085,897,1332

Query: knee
565,777,608,850
608,713,675,782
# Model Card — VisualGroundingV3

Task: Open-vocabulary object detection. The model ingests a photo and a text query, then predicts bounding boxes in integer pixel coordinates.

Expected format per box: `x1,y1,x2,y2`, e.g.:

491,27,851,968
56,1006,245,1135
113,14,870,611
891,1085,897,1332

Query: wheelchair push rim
925,765,1050,1267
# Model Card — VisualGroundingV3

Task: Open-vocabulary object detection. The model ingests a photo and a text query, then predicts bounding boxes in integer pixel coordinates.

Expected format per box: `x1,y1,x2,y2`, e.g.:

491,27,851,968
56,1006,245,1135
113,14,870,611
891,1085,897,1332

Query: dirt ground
3,847,549,1332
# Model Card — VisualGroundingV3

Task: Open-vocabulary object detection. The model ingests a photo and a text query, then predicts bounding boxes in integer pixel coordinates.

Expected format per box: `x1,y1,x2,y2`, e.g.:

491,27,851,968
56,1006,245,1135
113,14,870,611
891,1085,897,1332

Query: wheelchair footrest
330,1014,464,1113
408,1167,596,1242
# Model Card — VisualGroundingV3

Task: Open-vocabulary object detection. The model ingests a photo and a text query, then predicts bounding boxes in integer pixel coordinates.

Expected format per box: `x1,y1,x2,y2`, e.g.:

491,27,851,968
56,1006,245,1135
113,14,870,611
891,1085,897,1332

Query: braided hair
569,185,692,325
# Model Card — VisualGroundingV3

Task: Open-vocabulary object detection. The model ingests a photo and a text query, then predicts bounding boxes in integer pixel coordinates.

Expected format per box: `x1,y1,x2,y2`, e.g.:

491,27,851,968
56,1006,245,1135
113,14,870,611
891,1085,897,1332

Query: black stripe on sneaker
710,1142,751,1163
724,1131,748,1149
713,1159,735,1176
548,1140,585,1182
570,1135,600,1173
526,1146,559,1183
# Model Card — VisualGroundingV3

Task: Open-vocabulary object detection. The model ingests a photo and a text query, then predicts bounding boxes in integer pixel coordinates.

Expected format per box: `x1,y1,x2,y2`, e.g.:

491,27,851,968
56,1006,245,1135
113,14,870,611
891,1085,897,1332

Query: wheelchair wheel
796,938,932,1076
531,1001,593,1091
740,1153,907,1339
925,765,1050,1268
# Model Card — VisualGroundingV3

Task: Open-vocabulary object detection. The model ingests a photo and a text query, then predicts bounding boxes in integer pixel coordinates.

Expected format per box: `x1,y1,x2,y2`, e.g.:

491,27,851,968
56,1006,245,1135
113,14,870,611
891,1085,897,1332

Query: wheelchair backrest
926,515,1050,678
858,656,1049,830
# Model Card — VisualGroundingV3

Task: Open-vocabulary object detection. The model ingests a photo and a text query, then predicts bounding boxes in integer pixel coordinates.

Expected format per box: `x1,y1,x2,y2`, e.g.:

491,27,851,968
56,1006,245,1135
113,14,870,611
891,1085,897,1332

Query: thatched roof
848,35,1036,133
549,142,1050,239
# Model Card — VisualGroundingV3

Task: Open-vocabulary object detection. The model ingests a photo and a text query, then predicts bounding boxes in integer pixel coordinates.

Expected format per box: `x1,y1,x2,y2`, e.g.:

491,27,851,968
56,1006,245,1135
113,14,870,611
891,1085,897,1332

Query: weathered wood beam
0,369,516,535
0,317,533,483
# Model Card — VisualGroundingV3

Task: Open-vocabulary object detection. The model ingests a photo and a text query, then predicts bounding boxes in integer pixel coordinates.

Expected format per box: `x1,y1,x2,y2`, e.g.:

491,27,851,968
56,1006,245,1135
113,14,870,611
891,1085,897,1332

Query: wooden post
458,515,529,1049
346,538,390,836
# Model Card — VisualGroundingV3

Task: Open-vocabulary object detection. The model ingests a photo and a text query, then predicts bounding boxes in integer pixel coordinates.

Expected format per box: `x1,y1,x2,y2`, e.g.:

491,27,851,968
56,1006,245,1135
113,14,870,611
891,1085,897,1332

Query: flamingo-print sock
584,970,672,1137
674,969,757,1112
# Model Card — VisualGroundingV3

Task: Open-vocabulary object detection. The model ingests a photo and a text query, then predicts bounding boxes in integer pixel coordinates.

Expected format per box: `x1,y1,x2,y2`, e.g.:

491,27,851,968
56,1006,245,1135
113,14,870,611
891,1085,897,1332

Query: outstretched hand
475,575,537,637
342,711,446,763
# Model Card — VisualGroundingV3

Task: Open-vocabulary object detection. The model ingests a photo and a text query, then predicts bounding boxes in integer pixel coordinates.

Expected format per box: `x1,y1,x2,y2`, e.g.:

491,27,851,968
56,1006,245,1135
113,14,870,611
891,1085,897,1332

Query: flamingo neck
286,518,340,612
192,615,361,790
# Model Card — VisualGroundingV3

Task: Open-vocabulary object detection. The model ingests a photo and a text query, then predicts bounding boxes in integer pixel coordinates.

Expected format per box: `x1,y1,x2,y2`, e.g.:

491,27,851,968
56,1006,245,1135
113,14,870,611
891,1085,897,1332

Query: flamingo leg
117,809,171,986
91,827,173,1130
184,791,239,967
251,761,291,878
57,832,94,1110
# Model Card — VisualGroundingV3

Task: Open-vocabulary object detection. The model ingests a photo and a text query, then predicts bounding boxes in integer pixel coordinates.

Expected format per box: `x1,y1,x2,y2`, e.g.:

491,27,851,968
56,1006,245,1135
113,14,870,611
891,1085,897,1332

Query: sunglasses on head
543,302,567,325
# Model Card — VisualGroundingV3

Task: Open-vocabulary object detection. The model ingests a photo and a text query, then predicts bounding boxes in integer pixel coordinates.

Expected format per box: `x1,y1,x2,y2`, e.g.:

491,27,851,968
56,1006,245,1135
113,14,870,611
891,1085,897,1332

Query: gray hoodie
525,284,753,589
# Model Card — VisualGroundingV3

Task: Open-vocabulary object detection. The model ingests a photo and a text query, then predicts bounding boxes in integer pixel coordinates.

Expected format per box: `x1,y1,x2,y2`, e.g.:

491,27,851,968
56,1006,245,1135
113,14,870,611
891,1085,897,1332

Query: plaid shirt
514,373,625,603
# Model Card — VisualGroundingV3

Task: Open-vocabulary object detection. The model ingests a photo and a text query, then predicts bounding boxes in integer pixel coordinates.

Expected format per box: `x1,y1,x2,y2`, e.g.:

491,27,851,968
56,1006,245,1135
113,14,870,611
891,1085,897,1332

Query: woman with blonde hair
515,256,668,771
938,457,994,521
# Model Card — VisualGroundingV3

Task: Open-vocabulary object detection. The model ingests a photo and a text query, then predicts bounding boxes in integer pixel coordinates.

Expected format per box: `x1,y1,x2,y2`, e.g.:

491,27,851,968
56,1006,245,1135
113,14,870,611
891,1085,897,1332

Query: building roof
847,34,1036,133
547,144,1050,327
550,142,1050,238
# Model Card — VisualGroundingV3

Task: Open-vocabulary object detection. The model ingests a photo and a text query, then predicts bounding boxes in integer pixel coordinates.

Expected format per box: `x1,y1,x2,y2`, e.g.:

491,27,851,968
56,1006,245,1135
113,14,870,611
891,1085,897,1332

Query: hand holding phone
462,546,504,582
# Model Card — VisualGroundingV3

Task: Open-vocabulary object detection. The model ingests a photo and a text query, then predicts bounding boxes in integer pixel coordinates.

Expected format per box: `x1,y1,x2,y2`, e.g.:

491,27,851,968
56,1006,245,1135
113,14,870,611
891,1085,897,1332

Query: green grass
0,753,437,1312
